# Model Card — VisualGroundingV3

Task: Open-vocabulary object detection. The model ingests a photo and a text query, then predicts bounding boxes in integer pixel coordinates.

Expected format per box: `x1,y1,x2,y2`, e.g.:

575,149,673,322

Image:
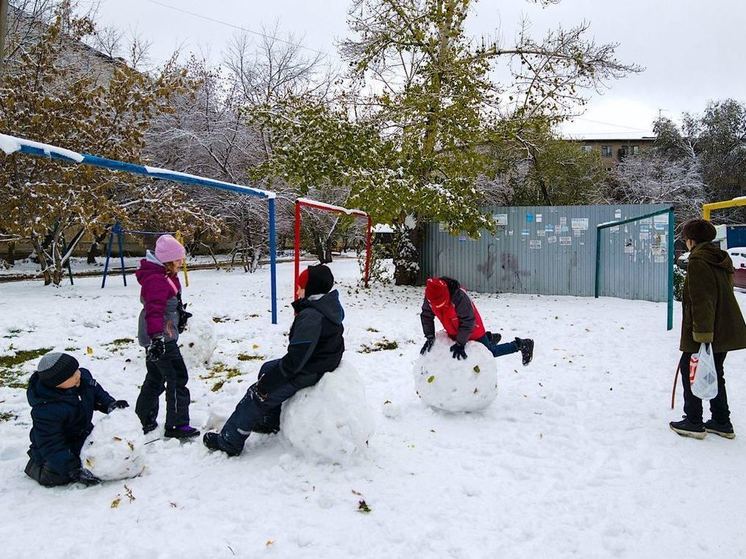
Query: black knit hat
305,264,334,297
682,219,717,244
36,352,79,388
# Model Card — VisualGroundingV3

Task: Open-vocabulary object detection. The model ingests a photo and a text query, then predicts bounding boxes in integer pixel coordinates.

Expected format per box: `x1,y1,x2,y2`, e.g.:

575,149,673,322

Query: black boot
515,338,534,366
486,331,502,345
164,425,201,439
142,421,158,435
203,432,241,456
704,419,735,439
669,417,706,439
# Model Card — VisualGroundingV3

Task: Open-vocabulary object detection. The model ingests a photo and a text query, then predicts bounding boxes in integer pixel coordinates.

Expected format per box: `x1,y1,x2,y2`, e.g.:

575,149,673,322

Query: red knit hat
425,277,450,308
297,268,309,289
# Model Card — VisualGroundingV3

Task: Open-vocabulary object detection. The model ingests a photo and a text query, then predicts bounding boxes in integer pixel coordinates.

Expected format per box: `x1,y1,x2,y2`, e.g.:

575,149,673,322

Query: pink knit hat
155,234,186,263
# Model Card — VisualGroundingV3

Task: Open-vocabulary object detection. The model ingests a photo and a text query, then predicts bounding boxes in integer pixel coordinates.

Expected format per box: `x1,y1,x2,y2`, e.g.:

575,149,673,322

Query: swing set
1,133,280,324
293,197,372,299
100,222,189,288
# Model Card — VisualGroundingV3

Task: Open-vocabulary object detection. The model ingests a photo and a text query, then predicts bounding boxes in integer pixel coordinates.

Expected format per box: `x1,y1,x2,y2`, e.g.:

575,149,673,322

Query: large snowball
80,410,146,481
178,316,217,370
281,361,375,463
413,331,498,412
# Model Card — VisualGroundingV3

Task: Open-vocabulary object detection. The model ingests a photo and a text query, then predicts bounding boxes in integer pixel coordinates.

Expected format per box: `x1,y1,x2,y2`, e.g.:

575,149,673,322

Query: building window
581,145,593,153
631,145,640,155
601,145,612,157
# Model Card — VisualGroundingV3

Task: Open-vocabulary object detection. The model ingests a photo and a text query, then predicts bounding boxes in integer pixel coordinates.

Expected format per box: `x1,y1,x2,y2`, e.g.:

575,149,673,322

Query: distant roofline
565,135,657,142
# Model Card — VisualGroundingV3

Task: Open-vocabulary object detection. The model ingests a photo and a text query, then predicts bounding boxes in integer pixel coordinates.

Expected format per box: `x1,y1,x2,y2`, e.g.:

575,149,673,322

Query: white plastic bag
690,343,718,400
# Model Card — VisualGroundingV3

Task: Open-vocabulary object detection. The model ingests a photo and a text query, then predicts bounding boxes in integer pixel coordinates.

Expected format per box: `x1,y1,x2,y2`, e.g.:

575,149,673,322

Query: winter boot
142,421,158,435
515,338,534,366
669,417,706,439
704,419,735,439
486,331,502,345
203,432,241,457
164,424,201,439
253,423,280,435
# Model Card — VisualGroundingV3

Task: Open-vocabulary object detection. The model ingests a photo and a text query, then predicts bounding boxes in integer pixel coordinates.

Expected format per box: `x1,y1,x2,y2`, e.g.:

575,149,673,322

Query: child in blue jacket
25,352,129,487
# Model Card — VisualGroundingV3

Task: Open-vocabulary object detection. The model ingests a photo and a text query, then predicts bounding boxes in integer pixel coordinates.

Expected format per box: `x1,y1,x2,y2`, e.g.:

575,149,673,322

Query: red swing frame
293,198,372,299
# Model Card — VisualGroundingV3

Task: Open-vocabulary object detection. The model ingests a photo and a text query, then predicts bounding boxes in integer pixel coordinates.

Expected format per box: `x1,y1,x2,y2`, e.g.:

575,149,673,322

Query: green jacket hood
689,242,734,273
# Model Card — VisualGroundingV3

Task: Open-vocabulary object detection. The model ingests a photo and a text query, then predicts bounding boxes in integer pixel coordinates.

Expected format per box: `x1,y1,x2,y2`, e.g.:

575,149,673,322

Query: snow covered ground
1,260,745,559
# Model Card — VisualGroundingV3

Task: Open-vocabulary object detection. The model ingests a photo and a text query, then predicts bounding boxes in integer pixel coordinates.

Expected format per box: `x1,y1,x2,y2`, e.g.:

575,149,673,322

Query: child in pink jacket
134,235,199,439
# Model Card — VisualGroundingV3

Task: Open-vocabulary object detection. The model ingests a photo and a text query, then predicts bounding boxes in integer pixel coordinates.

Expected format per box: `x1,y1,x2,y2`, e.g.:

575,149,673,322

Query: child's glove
72,467,102,486
255,367,286,397
177,303,193,333
146,335,166,362
106,400,130,413
450,343,467,360
420,337,435,355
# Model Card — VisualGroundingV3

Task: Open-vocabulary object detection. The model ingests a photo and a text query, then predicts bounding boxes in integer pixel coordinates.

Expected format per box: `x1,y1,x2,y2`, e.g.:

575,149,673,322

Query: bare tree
600,152,706,231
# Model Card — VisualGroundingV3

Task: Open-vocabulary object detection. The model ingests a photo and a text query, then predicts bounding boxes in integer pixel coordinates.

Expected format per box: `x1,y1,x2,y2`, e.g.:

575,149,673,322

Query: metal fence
420,204,672,302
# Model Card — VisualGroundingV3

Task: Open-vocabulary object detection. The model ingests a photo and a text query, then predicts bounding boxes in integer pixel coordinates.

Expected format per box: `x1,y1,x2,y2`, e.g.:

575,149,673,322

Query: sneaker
515,338,534,366
142,422,158,435
704,419,735,439
203,432,241,456
164,425,201,439
669,417,706,439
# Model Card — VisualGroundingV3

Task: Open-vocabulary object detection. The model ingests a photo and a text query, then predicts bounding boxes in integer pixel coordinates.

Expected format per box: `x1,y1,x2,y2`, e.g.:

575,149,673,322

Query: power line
145,0,329,58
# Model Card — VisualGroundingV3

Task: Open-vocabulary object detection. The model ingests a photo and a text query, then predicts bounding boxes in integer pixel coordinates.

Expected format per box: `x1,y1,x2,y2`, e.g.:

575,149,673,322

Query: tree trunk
31,237,52,286
87,230,108,264
313,235,332,263
6,241,15,265
324,237,334,263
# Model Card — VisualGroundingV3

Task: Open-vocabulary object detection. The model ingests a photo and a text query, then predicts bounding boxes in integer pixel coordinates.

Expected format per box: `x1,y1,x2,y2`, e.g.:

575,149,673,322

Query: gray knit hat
37,352,79,388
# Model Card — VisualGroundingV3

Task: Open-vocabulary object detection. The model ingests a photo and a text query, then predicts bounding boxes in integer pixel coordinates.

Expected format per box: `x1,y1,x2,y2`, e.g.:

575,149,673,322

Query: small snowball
80,410,146,481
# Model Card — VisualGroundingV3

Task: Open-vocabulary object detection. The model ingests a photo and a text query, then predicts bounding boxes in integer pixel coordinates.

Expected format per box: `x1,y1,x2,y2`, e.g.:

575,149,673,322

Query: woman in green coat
670,219,746,439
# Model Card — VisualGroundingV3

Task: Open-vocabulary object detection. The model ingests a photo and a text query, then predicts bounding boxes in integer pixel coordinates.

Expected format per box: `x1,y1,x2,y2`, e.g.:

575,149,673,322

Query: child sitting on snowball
25,352,129,487
204,264,345,456
420,277,534,365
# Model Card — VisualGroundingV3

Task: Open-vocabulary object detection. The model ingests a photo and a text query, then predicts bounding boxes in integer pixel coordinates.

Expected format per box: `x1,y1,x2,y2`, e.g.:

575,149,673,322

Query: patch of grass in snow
0,347,53,388
358,338,398,353
105,338,134,348
237,353,264,361
201,362,243,392
0,347,51,388
0,411,17,422
2,328,25,339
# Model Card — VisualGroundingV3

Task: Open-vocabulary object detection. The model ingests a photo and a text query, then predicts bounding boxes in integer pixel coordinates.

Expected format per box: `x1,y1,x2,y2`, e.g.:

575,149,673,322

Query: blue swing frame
1,133,279,324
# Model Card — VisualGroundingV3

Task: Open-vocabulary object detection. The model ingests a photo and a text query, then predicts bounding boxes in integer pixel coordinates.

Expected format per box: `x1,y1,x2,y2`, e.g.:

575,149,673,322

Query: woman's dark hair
682,219,717,244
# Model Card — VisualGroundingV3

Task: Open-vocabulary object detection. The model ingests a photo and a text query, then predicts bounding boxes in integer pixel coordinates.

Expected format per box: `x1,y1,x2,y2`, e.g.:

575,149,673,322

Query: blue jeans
476,335,518,358
220,360,299,454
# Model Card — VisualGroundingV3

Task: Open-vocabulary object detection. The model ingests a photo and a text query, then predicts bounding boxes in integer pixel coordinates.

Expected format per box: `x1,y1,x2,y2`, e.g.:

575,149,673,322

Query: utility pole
0,0,8,75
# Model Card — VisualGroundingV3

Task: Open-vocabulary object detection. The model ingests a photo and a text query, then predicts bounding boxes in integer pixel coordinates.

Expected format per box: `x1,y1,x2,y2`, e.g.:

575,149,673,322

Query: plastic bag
690,343,718,400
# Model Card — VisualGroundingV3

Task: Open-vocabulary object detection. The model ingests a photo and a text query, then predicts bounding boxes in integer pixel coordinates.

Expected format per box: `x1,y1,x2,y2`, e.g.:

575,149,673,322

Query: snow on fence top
297,197,368,217
0,133,275,199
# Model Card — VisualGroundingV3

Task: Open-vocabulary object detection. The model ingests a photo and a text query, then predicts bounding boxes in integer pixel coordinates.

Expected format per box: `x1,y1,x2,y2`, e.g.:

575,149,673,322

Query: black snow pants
135,341,191,429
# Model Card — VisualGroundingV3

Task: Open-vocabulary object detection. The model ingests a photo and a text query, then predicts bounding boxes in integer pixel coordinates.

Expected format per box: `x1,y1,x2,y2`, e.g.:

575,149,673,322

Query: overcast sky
91,0,746,138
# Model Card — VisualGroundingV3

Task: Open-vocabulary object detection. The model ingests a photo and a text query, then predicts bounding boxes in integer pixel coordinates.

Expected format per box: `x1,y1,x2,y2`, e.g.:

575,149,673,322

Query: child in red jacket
420,277,534,365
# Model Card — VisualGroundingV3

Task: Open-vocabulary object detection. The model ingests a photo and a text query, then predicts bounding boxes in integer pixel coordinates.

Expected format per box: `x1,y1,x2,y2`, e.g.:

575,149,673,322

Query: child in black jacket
25,352,129,487
203,264,344,456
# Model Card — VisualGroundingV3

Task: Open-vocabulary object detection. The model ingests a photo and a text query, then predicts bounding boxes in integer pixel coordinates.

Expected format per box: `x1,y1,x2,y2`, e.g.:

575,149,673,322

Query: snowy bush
281,361,375,463
178,316,217,370
413,331,498,413
80,410,146,481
